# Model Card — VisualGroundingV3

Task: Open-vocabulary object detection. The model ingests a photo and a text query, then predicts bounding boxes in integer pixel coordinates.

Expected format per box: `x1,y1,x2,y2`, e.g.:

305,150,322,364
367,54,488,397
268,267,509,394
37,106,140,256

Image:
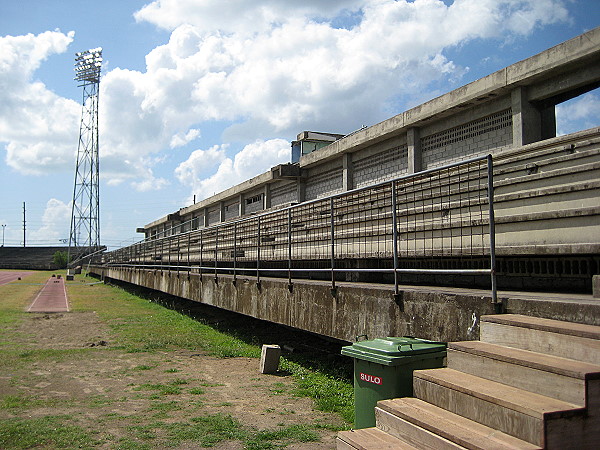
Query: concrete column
407,127,422,174
512,87,543,147
203,208,209,227
238,194,245,217
540,104,557,141
264,184,271,210
342,153,353,191
219,201,225,222
297,178,306,203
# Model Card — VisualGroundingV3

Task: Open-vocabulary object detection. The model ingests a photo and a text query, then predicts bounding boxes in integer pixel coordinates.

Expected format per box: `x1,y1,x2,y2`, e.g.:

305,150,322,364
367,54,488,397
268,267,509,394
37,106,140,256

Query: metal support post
391,181,400,299
214,227,219,282
487,154,498,308
233,223,237,285
287,208,293,292
256,217,261,289
330,197,336,295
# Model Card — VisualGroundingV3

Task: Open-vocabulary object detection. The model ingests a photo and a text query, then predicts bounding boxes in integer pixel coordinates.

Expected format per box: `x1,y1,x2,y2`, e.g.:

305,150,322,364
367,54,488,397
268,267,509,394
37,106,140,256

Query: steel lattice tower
68,48,103,261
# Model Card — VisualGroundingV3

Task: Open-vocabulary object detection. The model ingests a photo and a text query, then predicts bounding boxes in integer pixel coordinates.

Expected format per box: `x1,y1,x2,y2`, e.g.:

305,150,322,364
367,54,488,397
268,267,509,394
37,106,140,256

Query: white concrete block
260,344,281,374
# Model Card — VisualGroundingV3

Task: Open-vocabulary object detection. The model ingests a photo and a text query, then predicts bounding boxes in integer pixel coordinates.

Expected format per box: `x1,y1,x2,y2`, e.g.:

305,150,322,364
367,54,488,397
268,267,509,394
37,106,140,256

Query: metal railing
101,155,497,304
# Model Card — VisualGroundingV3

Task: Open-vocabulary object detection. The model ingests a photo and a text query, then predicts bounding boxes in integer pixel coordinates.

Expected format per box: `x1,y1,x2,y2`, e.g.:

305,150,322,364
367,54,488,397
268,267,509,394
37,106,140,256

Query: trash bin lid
341,337,446,366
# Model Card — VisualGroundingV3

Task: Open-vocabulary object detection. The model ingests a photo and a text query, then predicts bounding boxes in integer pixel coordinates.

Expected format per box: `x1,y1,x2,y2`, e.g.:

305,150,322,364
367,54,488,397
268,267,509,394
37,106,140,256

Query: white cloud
134,0,365,33
556,92,600,136
170,128,201,148
28,198,71,244
1,1,572,197
0,30,79,175
175,139,289,201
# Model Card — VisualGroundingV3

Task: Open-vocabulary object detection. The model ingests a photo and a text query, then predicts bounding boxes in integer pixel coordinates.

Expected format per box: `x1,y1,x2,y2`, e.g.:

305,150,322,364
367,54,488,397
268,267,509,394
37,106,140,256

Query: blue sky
1,0,599,249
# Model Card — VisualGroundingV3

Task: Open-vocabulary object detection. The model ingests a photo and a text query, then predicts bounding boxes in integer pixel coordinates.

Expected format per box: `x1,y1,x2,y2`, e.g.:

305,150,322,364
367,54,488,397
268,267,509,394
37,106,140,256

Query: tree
52,251,69,269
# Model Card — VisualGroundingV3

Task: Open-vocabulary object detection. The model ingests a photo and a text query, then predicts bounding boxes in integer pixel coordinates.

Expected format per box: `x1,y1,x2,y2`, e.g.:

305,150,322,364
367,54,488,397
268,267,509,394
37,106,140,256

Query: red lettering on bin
359,372,382,385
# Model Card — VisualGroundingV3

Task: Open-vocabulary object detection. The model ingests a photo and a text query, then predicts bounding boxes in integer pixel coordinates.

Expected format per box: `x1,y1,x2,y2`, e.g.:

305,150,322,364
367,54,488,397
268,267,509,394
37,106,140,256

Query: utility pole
68,47,102,262
22,202,26,247
1,224,6,247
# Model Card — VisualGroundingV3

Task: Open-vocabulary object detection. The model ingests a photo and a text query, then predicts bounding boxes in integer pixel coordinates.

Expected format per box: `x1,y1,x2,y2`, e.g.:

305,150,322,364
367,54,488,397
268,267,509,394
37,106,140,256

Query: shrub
52,251,69,269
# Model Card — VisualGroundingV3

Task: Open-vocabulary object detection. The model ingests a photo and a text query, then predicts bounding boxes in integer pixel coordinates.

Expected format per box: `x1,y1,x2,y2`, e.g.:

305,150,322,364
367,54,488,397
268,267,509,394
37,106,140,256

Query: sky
0,0,599,250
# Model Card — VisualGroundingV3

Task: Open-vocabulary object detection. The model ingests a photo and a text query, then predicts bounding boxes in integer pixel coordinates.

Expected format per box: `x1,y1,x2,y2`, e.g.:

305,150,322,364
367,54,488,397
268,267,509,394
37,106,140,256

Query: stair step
447,341,600,405
480,314,600,364
377,397,540,450
413,368,585,446
337,427,419,449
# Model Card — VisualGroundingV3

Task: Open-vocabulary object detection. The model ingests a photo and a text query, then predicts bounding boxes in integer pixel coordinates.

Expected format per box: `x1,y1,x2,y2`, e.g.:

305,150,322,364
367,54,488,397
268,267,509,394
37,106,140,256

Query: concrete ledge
88,266,600,342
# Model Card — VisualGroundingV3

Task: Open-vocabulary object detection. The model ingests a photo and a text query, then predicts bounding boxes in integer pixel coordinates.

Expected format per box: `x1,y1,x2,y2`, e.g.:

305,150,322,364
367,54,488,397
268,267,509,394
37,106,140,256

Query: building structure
136,28,600,291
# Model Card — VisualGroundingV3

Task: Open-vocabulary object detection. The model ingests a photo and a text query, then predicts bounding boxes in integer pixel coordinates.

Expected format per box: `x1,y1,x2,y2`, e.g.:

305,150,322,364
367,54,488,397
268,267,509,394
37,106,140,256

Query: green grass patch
0,415,97,449
0,394,69,410
281,360,354,423
164,413,245,446
163,414,321,449
246,424,320,449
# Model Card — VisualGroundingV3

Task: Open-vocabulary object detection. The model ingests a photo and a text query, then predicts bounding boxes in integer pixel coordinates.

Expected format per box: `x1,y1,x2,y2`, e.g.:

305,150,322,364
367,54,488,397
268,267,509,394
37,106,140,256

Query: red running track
0,271,33,286
27,276,70,313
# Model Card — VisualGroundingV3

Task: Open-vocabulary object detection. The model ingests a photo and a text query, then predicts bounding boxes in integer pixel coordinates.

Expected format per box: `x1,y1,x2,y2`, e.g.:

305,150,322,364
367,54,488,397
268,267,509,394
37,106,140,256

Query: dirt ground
0,310,346,448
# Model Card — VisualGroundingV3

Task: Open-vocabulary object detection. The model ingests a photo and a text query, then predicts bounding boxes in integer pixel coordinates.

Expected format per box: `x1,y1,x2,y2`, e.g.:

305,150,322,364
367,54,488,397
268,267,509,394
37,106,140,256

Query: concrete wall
90,267,600,343
93,267,498,342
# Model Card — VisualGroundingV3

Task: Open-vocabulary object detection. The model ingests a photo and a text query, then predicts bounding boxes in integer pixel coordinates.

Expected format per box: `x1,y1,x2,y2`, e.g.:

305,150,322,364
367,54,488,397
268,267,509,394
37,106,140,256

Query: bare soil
0,311,345,448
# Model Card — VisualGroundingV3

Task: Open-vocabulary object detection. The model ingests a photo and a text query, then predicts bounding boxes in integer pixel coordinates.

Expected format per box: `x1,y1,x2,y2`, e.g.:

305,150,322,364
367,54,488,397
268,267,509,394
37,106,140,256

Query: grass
162,413,320,449
0,415,97,449
0,270,352,448
68,278,354,420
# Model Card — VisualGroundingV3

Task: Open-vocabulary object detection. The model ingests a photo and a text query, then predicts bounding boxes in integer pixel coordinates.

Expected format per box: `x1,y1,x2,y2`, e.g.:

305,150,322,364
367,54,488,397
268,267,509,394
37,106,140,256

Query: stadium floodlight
74,47,103,84
68,47,103,263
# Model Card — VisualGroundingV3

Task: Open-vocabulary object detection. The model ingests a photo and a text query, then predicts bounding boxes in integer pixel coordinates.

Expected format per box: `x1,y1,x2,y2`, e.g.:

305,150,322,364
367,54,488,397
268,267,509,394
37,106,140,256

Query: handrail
101,155,497,305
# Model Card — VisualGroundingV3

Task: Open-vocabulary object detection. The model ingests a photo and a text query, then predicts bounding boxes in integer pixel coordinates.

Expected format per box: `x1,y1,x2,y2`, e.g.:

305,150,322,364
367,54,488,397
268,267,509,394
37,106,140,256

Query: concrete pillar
540,104,557,141
264,184,271,210
260,344,281,374
297,178,306,203
407,127,422,173
511,87,554,147
239,194,245,217
342,153,353,191
219,202,225,222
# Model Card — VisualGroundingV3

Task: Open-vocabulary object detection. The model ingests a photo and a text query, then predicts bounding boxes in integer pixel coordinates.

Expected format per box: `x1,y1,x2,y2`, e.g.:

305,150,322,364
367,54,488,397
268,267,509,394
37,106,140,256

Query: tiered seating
0,247,69,270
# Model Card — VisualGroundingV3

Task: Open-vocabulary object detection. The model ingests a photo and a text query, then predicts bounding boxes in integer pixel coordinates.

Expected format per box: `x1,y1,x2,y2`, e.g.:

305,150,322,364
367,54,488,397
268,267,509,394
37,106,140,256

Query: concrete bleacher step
375,397,540,450
337,427,419,449
412,367,585,447
447,340,600,405
480,314,600,365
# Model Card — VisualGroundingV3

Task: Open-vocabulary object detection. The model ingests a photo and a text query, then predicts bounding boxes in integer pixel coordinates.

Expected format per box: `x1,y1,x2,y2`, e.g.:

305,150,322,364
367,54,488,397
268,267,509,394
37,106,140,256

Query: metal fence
102,155,497,304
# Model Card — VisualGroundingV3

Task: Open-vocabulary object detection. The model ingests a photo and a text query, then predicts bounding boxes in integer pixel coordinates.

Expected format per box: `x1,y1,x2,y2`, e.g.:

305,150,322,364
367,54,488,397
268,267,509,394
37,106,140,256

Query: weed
189,387,205,395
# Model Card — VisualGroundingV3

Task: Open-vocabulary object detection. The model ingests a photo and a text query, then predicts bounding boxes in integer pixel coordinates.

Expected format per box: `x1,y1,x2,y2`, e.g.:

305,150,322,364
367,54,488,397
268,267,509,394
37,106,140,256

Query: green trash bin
341,336,446,429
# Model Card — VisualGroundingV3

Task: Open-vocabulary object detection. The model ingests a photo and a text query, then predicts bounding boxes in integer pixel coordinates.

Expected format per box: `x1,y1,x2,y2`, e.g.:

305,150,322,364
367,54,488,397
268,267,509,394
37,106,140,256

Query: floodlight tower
68,48,102,262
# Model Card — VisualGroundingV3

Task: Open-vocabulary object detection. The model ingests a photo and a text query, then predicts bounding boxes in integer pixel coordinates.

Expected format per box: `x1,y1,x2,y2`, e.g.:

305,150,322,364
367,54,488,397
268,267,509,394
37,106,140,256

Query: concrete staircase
337,314,600,449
